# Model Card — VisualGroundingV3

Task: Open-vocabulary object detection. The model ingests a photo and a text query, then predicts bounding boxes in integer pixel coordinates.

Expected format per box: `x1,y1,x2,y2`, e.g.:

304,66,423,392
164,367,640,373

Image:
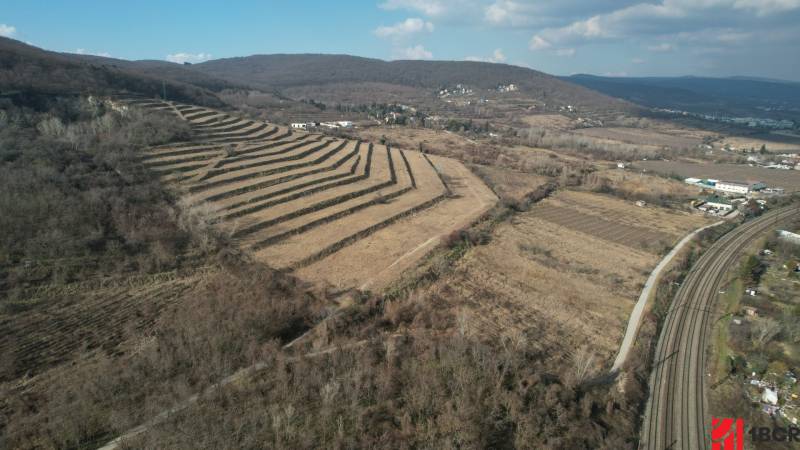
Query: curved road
641,205,800,450
611,220,724,373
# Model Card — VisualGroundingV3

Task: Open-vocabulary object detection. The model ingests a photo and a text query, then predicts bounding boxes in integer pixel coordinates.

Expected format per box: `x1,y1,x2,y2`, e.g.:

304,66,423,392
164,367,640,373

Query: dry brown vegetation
573,126,705,149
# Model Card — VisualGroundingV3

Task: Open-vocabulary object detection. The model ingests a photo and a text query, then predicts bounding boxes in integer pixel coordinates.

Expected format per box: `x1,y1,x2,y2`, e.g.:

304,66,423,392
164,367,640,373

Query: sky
3,0,800,81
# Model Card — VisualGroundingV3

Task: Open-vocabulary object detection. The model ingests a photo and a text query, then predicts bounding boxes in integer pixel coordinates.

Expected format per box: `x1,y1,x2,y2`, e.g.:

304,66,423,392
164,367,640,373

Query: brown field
584,168,704,201
518,114,574,130
296,155,496,291
400,190,710,370
470,164,551,201
0,269,207,381
574,126,704,149
718,132,800,153
141,103,497,289
636,160,800,191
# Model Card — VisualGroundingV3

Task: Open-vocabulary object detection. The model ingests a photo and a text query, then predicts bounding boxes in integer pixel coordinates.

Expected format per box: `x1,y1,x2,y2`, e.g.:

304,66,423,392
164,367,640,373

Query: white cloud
75,48,112,58
603,71,629,77
632,57,646,64
484,1,531,25
463,48,506,63
375,18,434,39
166,52,212,64
394,44,433,60
647,42,675,52
530,0,800,49
529,35,552,50
380,0,448,16
0,24,16,37
555,48,576,57
491,48,506,62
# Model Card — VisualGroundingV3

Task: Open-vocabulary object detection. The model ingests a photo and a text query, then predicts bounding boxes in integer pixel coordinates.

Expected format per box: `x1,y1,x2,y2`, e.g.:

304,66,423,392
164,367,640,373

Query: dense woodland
0,95,194,296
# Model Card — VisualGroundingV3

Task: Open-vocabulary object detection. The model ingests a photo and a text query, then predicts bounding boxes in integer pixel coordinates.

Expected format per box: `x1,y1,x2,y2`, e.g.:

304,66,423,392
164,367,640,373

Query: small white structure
779,230,800,244
617,162,628,169
337,121,353,128
635,200,647,207
291,123,307,129
762,388,779,406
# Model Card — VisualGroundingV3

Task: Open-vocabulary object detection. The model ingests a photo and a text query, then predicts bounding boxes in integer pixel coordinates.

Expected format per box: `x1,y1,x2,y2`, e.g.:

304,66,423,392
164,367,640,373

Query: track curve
640,205,800,450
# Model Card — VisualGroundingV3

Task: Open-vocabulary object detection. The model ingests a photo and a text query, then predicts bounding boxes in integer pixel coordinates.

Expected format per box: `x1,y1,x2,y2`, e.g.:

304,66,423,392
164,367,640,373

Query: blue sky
3,0,800,80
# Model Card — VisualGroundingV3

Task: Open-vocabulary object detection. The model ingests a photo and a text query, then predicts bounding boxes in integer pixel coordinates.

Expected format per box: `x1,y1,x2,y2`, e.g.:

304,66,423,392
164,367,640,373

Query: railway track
641,205,800,449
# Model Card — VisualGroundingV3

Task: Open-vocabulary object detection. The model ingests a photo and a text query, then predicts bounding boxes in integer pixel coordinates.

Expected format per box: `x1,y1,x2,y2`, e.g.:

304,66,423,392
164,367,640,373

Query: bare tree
570,345,596,386
752,318,781,349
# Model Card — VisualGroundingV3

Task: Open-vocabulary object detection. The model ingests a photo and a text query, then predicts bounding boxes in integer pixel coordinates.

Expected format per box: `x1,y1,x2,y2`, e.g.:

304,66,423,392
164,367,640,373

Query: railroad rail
641,205,800,449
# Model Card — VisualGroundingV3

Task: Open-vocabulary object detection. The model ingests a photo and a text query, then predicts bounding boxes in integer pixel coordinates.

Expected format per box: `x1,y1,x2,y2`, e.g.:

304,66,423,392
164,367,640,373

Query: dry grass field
584,168,704,201
0,268,208,381
297,155,496,290
636,160,800,191
574,126,705,149
718,132,800,152
470,164,551,201
518,114,574,130
138,101,496,289
403,190,710,371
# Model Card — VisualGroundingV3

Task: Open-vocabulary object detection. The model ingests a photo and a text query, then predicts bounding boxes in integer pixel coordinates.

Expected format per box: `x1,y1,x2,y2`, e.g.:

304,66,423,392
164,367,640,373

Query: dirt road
610,220,724,372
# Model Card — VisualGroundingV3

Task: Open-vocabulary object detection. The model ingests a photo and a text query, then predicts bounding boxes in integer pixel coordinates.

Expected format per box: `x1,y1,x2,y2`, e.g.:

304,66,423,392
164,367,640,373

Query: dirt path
610,220,724,373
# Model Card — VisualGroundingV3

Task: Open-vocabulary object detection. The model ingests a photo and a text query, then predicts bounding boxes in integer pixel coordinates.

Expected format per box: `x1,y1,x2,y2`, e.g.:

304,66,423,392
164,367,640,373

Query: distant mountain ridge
0,37,226,107
191,54,630,111
0,38,630,114
563,74,800,119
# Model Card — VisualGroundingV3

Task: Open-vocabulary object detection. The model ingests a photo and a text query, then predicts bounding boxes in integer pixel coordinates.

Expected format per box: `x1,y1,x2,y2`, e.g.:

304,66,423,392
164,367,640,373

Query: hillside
192,54,632,111
0,38,225,107
564,74,800,120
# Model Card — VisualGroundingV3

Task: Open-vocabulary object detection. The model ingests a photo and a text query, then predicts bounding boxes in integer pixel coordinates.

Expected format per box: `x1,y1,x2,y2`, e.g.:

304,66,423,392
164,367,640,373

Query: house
701,195,734,212
617,162,628,169
763,387,779,405
745,288,758,296
743,306,758,317
291,123,307,129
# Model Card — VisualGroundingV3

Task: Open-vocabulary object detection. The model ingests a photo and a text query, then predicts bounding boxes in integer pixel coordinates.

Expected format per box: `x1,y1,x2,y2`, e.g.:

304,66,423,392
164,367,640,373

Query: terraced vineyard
129,98,497,289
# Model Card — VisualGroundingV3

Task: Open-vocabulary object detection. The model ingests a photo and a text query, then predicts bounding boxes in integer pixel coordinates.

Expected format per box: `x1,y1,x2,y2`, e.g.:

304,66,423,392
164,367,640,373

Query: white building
715,181,750,195
763,388,779,406
291,123,307,129
715,181,766,196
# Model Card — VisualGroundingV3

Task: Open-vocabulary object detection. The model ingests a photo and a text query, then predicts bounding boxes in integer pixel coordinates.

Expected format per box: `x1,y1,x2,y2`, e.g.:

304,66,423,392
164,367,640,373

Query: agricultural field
470,164,551,201
518,114,575,130
137,100,496,289
574,126,706,149
635,160,800,191
399,190,711,370
583,168,704,205
717,132,800,153
0,268,208,382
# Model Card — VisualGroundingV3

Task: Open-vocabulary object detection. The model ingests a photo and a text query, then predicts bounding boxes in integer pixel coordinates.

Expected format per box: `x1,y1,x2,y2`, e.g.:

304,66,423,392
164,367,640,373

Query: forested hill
192,54,632,111
0,37,225,107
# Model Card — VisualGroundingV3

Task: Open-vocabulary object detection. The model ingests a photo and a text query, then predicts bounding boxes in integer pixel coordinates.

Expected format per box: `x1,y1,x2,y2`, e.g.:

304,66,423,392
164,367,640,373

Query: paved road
611,220,724,373
640,206,800,450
